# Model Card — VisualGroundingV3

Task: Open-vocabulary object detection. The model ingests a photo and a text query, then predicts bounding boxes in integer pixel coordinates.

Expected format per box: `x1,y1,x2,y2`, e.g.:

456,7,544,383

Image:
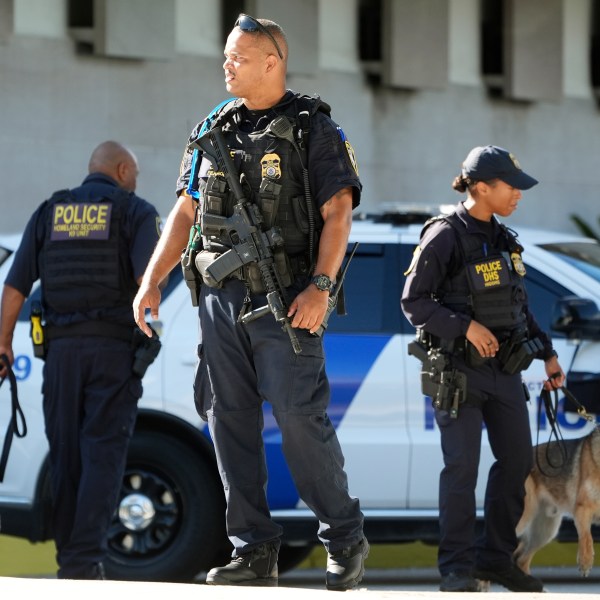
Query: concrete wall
1,0,599,236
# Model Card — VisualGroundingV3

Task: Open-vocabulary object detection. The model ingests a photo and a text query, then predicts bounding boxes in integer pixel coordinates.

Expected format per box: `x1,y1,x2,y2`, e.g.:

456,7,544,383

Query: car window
524,265,572,337
327,242,413,334
540,242,600,283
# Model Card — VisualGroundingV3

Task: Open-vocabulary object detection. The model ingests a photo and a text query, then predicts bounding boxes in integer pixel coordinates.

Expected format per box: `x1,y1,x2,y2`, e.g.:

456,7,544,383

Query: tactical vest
423,213,528,334
41,188,137,313
196,94,329,288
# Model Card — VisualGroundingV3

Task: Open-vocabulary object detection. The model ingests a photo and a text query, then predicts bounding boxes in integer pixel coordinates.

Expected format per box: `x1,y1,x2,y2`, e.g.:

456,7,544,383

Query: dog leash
0,353,27,482
536,379,594,476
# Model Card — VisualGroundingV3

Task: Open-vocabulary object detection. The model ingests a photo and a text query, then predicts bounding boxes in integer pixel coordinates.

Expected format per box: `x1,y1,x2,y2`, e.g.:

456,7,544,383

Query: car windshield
540,241,600,283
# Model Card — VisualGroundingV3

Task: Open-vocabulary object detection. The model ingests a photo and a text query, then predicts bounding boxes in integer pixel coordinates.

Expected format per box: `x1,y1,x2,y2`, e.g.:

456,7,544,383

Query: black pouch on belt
499,337,543,375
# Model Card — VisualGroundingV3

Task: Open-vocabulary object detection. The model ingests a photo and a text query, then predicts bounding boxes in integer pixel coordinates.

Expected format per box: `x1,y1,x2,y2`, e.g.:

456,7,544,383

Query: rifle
311,242,359,338
190,127,302,354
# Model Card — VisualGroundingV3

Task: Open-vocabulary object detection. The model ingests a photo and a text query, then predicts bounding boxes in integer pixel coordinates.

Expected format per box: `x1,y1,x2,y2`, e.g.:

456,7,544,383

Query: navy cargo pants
43,336,141,578
196,279,364,555
434,358,533,576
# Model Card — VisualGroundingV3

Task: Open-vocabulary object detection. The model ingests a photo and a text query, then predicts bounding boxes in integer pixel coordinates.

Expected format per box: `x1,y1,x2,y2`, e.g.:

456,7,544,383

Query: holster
181,224,203,306
410,338,467,419
132,326,162,378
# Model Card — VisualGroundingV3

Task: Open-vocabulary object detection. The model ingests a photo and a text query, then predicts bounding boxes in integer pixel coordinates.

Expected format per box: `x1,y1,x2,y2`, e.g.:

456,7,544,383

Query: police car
1,210,600,582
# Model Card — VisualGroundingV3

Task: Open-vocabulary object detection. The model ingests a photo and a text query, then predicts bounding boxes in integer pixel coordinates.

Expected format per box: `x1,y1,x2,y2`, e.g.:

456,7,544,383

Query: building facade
1,0,599,234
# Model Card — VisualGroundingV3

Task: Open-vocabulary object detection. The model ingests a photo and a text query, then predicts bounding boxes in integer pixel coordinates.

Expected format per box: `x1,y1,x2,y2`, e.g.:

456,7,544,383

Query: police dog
515,427,600,577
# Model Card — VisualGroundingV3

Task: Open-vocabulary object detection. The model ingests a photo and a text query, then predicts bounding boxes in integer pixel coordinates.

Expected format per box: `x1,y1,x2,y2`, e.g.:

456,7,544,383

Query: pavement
1,568,598,598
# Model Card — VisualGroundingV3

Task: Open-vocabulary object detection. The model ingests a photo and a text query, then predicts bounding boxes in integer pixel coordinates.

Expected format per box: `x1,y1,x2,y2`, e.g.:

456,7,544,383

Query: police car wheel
104,431,226,582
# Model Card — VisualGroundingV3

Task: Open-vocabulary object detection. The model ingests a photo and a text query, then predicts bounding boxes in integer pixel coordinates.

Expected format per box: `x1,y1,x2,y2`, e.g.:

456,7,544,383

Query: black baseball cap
461,145,538,190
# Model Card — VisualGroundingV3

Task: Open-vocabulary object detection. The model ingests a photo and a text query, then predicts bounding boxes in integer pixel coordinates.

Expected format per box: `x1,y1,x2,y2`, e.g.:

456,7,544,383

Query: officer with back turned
133,14,367,591
0,141,161,579
401,146,565,593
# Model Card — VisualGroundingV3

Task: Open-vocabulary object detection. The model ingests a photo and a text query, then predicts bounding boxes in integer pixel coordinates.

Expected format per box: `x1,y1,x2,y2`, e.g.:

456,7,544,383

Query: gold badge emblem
261,153,281,179
511,252,526,276
509,153,522,170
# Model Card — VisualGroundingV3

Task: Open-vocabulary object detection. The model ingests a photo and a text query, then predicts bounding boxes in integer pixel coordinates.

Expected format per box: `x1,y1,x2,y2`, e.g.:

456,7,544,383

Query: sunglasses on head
235,13,284,60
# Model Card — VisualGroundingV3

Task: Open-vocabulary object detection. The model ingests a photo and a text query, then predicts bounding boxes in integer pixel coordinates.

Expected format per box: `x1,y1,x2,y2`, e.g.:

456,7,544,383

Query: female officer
401,145,565,593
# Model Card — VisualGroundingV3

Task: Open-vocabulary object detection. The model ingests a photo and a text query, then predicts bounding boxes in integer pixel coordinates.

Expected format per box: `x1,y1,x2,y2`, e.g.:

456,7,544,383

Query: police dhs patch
467,256,511,291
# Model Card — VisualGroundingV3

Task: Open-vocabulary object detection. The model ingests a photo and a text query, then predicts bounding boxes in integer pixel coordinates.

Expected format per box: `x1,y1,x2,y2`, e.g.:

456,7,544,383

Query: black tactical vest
424,213,528,334
197,95,327,276
41,188,137,313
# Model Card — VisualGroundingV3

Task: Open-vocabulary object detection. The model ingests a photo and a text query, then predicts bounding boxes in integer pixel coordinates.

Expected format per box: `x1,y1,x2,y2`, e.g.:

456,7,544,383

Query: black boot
326,537,369,591
475,564,544,592
93,563,106,580
439,570,481,592
206,542,278,586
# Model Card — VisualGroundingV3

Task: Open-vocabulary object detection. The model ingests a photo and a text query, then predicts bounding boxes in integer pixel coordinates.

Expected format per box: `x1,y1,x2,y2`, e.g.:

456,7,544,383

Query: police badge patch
261,153,281,179
337,127,359,175
510,252,526,276
509,153,522,170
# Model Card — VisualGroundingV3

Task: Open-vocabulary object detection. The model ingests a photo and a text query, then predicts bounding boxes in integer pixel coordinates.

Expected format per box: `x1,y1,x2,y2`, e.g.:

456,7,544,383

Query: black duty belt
46,321,134,343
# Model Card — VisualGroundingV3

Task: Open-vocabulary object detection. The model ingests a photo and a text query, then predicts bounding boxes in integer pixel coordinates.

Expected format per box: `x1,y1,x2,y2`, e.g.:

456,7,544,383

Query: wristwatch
311,274,333,292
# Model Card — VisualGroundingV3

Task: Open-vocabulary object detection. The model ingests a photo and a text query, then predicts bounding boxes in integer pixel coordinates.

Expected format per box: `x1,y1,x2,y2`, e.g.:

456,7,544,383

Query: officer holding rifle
133,13,367,591
402,145,565,593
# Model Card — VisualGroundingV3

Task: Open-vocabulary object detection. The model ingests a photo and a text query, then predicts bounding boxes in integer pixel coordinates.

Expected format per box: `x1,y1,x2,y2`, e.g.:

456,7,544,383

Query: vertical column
176,0,222,56
253,0,318,75
318,0,360,73
504,0,563,101
382,0,449,89
0,0,13,43
95,0,175,59
448,0,481,86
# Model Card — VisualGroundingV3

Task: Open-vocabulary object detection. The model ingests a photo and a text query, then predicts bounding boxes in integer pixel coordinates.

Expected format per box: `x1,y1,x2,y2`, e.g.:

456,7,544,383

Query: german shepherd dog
515,427,600,576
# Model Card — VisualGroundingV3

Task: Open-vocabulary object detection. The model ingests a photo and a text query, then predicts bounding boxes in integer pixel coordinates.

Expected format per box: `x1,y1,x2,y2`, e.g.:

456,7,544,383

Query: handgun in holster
409,335,467,418
132,325,162,378
29,301,46,360
181,224,203,306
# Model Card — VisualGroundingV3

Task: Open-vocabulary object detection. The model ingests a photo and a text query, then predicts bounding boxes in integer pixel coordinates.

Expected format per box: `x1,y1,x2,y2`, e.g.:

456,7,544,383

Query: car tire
104,430,227,582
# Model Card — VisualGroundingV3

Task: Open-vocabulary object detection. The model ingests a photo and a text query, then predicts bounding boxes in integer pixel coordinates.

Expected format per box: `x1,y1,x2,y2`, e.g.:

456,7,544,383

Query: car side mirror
551,296,600,340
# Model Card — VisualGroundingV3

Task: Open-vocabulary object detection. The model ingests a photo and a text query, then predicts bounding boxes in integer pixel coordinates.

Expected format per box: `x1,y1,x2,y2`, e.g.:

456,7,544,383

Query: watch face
313,274,332,291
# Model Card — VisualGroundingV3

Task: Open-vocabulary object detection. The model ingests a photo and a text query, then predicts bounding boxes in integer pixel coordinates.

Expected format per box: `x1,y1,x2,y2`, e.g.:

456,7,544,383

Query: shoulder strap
186,98,240,199
419,213,453,241
48,188,75,204
498,222,524,253
294,93,331,118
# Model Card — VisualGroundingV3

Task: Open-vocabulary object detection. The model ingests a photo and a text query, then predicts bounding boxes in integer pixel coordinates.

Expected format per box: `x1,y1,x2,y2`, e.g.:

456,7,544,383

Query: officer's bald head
88,141,139,192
